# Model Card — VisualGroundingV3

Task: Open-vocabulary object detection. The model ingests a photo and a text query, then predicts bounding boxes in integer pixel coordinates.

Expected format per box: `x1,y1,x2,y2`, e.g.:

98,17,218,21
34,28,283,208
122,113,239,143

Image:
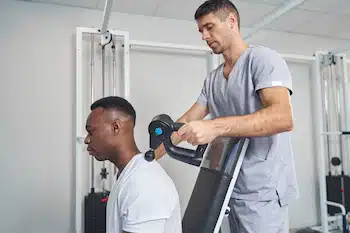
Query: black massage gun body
145,114,208,166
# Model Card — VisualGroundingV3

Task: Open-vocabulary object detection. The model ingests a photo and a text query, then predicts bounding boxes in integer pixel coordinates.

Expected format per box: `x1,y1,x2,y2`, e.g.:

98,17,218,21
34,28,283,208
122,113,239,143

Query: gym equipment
145,114,249,233
313,52,350,233
83,33,112,233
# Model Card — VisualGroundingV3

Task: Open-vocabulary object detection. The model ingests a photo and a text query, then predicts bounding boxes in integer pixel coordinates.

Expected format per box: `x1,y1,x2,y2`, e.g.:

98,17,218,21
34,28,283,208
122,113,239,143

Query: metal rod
112,38,116,97
320,61,331,174
330,42,350,55
90,34,95,191
129,40,315,63
101,0,114,34
123,32,131,101
312,51,329,233
321,131,350,135
111,37,118,176
129,39,211,52
342,55,350,177
75,27,84,233
101,43,107,190
244,0,307,40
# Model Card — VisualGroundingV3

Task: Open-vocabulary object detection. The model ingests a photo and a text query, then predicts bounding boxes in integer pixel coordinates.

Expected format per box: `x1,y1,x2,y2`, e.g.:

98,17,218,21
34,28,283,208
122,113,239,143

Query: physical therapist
155,0,299,232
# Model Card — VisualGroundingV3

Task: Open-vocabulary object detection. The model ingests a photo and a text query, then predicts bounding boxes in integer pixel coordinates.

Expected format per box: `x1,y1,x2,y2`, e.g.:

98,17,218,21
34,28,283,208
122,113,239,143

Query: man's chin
211,48,222,54
94,156,106,161
91,154,106,161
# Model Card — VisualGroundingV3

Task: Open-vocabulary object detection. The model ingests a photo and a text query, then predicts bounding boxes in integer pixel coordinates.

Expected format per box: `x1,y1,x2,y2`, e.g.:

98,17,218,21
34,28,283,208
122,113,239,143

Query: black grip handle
146,114,208,166
173,122,184,131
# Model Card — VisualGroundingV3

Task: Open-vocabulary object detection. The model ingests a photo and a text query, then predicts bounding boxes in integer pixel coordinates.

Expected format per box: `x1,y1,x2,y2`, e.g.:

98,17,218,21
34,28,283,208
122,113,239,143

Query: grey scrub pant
220,198,289,233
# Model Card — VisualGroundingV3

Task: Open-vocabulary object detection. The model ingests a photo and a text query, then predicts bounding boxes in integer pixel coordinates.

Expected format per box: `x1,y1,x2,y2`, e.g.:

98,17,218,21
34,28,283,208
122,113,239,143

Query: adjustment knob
155,127,163,136
331,157,341,166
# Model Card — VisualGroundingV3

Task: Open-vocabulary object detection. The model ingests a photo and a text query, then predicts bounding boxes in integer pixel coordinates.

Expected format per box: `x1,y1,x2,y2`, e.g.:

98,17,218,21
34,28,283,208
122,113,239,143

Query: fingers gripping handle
172,122,184,131
145,114,208,166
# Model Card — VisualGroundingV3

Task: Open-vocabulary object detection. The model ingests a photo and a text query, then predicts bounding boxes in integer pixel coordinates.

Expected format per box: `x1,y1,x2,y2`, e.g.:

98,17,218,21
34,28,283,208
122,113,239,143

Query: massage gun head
144,149,155,161
144,114,174,162
148,114,174,150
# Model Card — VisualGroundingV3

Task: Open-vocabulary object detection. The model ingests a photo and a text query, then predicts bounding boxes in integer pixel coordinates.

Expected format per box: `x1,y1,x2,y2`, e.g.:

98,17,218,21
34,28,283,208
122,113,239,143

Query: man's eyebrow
199,23,212,32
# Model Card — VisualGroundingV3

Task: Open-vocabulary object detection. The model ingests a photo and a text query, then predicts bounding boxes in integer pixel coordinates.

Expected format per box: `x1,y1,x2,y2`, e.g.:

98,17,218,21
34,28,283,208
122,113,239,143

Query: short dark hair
90,96,136,124
194,0,240,28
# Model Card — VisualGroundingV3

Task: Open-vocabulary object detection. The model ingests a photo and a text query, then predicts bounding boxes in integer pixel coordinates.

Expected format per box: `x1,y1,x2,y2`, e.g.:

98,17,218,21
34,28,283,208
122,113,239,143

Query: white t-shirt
106,153,182,233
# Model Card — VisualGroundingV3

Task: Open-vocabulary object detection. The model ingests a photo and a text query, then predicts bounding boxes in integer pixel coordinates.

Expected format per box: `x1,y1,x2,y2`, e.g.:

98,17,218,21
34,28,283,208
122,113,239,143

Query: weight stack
326,175,350,215
84,190,110,233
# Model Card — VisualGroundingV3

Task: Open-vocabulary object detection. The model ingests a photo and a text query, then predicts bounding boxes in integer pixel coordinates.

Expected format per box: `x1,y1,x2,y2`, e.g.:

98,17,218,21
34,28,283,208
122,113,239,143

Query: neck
222,36,249,67
109,140,140,173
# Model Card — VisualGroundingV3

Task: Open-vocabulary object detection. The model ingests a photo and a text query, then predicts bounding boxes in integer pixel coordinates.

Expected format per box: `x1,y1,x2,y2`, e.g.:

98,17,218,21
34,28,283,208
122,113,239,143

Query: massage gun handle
164,138,208,167
172,122,184,131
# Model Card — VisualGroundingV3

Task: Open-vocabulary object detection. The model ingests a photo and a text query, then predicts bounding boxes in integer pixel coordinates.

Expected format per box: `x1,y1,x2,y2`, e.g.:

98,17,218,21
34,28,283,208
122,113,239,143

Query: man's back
106,153,182,233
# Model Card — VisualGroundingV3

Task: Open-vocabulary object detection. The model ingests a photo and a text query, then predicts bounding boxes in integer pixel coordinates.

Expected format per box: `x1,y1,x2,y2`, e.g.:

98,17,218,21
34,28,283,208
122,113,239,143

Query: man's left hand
177,120,219,146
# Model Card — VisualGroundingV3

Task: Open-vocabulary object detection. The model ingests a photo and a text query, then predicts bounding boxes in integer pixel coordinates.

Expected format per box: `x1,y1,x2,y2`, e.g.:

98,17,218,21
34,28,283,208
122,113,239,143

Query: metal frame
213,139,250,233
311,52,350,233
311,51,330,233
75,27,130,233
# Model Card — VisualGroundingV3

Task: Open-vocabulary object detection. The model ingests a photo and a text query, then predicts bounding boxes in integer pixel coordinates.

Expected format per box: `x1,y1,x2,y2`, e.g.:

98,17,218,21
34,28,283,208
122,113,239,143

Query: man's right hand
154,102,209,160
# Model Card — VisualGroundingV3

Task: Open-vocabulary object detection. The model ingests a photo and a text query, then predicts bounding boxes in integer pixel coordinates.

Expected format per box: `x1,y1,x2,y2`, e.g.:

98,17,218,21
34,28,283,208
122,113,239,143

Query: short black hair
194,0,240,28
90,96,136,124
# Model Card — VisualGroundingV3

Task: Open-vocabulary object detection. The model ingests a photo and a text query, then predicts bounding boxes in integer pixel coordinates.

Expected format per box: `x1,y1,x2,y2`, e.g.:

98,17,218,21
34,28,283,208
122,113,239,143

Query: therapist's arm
211,86,293,137
154,102,209,160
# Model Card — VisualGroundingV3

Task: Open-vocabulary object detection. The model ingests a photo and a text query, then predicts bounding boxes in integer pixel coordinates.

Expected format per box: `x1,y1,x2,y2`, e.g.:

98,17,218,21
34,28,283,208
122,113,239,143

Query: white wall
0,0,340,232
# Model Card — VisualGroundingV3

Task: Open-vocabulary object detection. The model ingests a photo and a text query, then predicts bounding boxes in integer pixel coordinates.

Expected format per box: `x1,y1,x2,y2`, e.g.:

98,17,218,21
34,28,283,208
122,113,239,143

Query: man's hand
154,102,209,159
177,120,219,146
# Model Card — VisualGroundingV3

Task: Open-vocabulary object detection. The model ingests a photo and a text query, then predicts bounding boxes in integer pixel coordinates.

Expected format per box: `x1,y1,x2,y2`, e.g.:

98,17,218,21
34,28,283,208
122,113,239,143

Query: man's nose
202,30,210,40
84,136,90,144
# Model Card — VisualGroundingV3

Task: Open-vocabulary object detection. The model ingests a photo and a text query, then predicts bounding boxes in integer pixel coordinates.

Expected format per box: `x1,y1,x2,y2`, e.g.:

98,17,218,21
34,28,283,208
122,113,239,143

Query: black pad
182,168,231,233
326,174,350,215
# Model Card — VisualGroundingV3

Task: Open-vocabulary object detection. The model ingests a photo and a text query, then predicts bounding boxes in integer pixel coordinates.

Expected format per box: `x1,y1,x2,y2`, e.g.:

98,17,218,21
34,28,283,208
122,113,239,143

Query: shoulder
247,45,291,78
120,154,179,199
118,155,180,217
248,45,287,67
249,45,284,60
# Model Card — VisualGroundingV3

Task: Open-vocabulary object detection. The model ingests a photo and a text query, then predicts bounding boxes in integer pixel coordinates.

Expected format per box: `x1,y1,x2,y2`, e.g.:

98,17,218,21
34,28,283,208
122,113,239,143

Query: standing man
155,0,298,233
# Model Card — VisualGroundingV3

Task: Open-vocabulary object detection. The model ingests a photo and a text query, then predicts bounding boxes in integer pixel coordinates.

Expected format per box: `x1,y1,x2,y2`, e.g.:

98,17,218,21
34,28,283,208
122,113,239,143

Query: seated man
84,96,182,233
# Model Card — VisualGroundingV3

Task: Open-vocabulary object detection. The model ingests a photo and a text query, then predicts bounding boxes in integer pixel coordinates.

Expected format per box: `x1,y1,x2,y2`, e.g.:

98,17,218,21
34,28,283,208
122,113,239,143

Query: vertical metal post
343,53,349,176
75,27,84,233
123,32,131,101
312,51,329,233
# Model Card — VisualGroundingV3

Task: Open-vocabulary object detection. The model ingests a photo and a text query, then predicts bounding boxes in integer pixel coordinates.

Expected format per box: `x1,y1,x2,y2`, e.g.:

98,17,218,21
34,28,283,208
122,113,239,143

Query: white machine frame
311,51,350,233
74,0,350,233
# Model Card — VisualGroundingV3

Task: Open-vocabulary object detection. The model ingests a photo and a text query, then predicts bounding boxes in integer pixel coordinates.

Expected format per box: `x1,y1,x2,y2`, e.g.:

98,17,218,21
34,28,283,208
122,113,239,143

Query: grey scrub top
197,45,299,206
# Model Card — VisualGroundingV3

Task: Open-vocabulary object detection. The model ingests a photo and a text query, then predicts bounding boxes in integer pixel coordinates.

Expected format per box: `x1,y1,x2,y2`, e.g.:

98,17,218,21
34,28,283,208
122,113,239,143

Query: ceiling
18,0,350,57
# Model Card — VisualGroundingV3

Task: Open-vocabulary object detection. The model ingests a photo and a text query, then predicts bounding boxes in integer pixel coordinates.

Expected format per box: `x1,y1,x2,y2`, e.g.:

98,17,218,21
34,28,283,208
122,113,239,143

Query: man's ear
227,12,237,29
112,120,122,135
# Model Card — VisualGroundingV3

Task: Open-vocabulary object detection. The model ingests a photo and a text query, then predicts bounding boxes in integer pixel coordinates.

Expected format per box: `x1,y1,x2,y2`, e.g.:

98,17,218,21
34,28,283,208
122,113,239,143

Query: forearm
213,104,293,137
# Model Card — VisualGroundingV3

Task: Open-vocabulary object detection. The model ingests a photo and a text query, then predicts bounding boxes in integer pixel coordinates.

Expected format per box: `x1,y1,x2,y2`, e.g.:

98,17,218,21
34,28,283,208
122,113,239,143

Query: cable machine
83,31,117,233
312,52,350,233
